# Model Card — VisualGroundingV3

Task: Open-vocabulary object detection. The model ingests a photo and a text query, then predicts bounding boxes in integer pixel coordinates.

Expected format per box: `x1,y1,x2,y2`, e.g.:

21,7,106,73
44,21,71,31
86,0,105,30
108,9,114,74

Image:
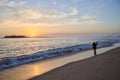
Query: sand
29,47,120,80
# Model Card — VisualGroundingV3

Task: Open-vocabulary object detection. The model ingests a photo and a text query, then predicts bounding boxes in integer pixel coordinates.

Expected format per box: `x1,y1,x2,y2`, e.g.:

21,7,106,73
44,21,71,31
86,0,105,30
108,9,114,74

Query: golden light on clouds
0,0,119,37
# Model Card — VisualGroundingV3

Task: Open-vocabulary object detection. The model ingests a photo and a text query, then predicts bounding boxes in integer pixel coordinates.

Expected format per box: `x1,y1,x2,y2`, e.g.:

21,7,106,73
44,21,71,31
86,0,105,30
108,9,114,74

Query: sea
0,34,120,70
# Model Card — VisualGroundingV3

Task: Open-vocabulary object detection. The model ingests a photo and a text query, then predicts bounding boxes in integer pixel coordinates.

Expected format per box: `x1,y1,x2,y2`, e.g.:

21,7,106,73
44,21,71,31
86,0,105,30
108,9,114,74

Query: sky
0,0,120,37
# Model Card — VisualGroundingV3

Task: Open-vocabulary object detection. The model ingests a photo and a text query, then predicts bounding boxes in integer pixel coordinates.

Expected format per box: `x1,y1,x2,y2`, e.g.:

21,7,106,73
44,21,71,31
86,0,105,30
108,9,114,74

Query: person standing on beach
92,42,98,56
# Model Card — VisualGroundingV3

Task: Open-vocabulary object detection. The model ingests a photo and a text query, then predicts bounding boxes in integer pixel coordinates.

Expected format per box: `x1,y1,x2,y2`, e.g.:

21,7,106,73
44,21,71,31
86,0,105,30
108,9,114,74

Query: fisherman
92,42,98,56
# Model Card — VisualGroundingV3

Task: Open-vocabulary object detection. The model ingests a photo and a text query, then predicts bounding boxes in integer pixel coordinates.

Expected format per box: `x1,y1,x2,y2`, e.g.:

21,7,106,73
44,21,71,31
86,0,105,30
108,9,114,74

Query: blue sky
0,0,120,37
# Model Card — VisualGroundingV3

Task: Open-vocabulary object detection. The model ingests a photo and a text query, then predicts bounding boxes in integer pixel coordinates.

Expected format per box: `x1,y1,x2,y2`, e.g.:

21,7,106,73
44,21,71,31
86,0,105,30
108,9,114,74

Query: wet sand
30,47,120,80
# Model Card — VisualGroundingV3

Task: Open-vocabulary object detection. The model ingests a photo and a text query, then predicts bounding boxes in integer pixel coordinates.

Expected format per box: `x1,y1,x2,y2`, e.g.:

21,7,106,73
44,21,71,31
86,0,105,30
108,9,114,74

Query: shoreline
0,43,120,80
0,42,117,70
30,47,120,80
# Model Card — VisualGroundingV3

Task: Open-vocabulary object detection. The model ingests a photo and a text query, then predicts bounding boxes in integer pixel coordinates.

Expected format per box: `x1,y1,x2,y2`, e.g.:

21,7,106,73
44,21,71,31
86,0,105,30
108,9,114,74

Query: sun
25,27,44,38
29,32,37,38
30,33,35,37
26,31,36,38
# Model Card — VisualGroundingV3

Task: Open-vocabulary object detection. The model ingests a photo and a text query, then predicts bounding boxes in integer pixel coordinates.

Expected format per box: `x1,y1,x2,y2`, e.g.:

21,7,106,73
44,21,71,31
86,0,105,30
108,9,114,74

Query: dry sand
29,47,120,80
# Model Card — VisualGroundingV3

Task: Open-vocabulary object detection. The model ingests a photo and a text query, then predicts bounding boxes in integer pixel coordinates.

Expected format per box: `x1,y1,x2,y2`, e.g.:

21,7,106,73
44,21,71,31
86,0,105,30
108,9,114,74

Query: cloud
70,8,79,16
81,14,96,19
0,0,6,5
72,0,81,2
0,0,28,21
0,1,76,25
0,0,69,22
0,0,26,7
80,20,101,25
0,18,59,27
59,4,66,8
19,1,26,5
8,1,17,7
0,8,69,26
0,0,101,28
0,0,80,24
54,17,101,26
53,1,57,5
15,9,69,21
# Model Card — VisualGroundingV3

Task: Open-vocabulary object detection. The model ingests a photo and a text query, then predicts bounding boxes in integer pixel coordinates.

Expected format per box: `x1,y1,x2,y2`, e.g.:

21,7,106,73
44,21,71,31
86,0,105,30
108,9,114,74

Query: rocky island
4,35,27,38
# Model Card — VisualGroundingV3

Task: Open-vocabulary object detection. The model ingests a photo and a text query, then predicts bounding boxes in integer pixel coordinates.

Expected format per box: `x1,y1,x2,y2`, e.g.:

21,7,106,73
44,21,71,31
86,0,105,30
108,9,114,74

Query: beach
0,0,120,80
0,44,120,80
30,47,120,80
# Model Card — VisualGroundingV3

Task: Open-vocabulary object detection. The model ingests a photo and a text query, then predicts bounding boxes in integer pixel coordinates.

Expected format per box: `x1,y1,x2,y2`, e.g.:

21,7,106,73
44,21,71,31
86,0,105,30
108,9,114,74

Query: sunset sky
0,0,120,37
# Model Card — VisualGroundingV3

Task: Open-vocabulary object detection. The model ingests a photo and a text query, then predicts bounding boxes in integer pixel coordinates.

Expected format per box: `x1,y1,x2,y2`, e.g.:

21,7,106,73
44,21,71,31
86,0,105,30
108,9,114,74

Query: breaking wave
0,40,119,70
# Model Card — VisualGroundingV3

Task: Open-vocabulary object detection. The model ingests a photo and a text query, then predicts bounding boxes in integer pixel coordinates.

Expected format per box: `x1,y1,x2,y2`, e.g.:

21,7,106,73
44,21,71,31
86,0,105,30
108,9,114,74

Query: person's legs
94,49,97,56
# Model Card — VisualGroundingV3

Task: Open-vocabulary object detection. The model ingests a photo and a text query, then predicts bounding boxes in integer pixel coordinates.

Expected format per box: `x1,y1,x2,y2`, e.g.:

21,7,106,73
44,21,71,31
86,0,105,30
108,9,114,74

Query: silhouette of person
92,42,98,56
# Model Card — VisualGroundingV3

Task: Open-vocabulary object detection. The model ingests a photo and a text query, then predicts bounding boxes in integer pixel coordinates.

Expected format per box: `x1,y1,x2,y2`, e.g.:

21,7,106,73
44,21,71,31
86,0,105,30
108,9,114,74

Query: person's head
96,41,98,44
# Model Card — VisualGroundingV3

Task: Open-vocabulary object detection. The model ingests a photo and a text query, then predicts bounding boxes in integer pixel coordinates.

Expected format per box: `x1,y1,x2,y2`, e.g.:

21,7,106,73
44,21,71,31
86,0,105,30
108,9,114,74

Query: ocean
0,34,120,69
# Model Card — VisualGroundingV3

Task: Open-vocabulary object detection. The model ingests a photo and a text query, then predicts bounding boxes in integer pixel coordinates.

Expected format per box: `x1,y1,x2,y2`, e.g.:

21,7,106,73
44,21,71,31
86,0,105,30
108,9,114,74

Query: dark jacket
92,42,97,49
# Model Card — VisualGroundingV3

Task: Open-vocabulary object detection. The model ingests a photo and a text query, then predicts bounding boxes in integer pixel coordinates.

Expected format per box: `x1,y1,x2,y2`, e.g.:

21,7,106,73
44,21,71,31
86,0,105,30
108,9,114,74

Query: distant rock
4,35,27,38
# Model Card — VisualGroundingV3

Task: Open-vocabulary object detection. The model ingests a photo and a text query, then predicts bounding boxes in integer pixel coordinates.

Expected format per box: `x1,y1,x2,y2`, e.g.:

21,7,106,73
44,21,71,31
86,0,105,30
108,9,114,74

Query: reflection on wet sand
32,65,43,76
